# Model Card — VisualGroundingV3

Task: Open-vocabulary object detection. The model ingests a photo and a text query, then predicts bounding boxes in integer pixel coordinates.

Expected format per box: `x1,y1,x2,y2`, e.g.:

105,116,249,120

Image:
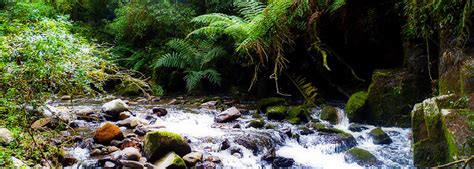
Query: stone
234,133,276,154
143,131,191,163
121,147,141,161
246,119,265,128
119,111,131,120
287,105,311,124
152,107,168,117
344,148,380,166
104,161,116,168
154,152,186,169
258,97,286,111
121,138,141,150
265,106,287,120
201,101,218,108
320,105,340,124
261,148,276,162
345,91,368,123
31,118,51,129
348,124,368,132
42,105,75,122
102,99,130,119
214,107,241,123
106,146,120,153
60,95,71,100
117,117,148,128
220,139,230,150
183,152,203,166
10,157,29,168
0,128,13,145
196,161,216,169
133,126,148,136
368,128,392,145
205,156,221,163
272,157,294,167
94,122,124,143
77,107,95,115
299,126,315,135
120,159,144,169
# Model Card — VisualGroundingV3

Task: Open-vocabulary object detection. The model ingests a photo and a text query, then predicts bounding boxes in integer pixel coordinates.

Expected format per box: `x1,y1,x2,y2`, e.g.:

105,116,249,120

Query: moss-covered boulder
115,80,142,96
439,50,474,95
344,148,380,166
345,91,368,123
320,105,339,124
411,95,474,167
287,105,311,124
144,131,191,163
366,69,422,127
258,97,286,111
154,152,186,169
266,106,287,120
247,119,265,128
368,128,392,145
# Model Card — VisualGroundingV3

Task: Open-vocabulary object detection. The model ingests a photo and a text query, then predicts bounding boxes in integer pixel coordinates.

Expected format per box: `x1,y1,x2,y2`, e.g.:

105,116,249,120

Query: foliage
154,39,226,91
288,75,318,106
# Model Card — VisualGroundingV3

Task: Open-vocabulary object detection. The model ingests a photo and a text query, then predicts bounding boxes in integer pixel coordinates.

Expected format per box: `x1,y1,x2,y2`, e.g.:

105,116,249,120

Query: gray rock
214,107,241,123
120,159,144,169
0,128,13,144
121,147,142,161
183,152,203,166
102,99,130,119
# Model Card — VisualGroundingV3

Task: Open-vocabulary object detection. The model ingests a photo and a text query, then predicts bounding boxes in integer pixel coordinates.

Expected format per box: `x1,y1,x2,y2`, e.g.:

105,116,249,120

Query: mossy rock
320,105,339,124
265,124,277,129
154,152,186,169
308,122,326,131
287,105,312,124
344,148,380,166
144,131,191,163
258,97,286,111
252,112,263,119
368,128,392,145
345,91,368,123
266,106,287,120
115,80,142,96
247,119,265,128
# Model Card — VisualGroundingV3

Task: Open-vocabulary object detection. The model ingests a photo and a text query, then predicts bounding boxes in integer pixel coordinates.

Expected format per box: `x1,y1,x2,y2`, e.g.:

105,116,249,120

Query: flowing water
56,97,413,168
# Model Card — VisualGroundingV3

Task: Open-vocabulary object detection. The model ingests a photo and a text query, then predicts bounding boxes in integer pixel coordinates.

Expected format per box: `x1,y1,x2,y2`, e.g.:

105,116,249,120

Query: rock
201,101,218,108
234,133,277,154
106,146,120,153
265,106,287,120
61,155,77,166
214,107,241,123
143,131,191,163
42,105,75,122
121,147,141,161
183,152,203,166
320,105,340,124
91,149,103,156
119,112,131,120
154,152,186,169
121,138,141,150
120,159,144,168
104,161,116,168
299,126,315,135
368,128,392,145
196,161,216,169
133,126,148,136
111,140,122,147
76,107,95,115
272,157,294,167
168,99,177,105
115,80,143,96
348,124,368,132
287,105,311,124
152,107,168,117
102,99,130,119
344,148,380,166
60,95,71,100
220,139,230,150
314,128,357,152
94,122,124,143
261,148,276,162
246,119,265,128
205,156,221,163
258,97,286,111
9,157,29,168
31,118,51,129
117,117,148,128
345,91,368,123
0,128,13,145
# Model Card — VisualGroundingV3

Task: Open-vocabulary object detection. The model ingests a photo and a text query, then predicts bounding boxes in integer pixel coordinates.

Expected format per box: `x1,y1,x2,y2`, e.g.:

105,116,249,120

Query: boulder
117,117,148,128
234,132,277,154
265,106,287,120
183,152,203,166
94,122,124,143
214,107,241,123
119,112,131,120
344,148,380,166
247,119,265,128
258,97,286,111
152,107,168,117
411,95,474,167
42,105,75,122
143,131,191,163
120,159,144,168
31,118,51,129
320,106,340,124
154,152,186,169
0,128,13,145
102,99,130,119
121,147,141,161
348,124,368,132
287,105,311,124
368,128,392,145
272,157,294,167
345,91,368,123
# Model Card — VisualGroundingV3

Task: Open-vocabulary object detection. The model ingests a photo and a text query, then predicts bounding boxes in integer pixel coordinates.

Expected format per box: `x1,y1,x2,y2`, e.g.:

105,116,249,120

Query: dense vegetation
0,0,473,167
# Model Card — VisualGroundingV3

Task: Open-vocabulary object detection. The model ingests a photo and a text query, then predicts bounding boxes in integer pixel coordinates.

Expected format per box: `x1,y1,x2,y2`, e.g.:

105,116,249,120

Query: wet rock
152,107,168,117
344,148,381,166
120,159,144,168
262,148,276,162
133,126,148,136
316,128,357,152
77,107,95,115
0,128,13,145
214,107,241,123
299,126,315,135
272,157,294,167
43,105,75,122
287,105,311,124
246,119,265,128
144,131,191,162
183,152,203,166
266,106,287,120
201,101,218,108
368,128,392,145
154,152,186,169
345,91,368,123
121,138,141,150
106,146,120,153
9,157,28,168
60,95,72,100
205,156,221,163
281,127,292,137
220,139,230,150
119,111,131,120
229,146,242,155
31,118,51,129
102,99,130,119
122,147,141,161
91,149,103,156
258,97,286,111
117,117,148,128
111,140,122,147
348,124,368,132
320,105,340,124
196,161,216,169
234,132,276,154
94,122,124,143
168,99,178,105
104,161,116,168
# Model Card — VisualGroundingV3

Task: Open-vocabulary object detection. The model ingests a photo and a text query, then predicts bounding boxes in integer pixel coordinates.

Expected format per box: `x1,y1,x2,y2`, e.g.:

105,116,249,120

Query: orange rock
94,122,123,143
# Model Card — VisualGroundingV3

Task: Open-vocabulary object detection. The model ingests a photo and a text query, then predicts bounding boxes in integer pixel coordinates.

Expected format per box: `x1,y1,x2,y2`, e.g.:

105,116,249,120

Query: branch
435,155,474,168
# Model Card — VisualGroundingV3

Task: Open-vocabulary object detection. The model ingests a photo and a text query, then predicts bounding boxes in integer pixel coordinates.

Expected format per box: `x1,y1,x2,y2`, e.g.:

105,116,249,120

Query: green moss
345,91,367,122
265,106,287,120
287,117,301,124
309,122,326,130
252,112,262,119
320,105,339,124
265,123,276,129
258,97,286,111
154,152,186,169
344,148,379,166
144,131,191,163
247,119,265,128
287,105,311,123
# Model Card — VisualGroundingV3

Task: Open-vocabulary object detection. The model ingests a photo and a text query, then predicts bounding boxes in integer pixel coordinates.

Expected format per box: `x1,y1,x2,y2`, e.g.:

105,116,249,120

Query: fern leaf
154,52,185,69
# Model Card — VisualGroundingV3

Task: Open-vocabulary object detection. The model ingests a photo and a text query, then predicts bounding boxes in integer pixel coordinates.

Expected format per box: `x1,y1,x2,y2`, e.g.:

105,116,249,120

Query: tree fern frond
201,46,226,66
288,74,318,106
183,71,203,91
330,0,346,12
154,52,185,69
234,1,266,21
203,69,222,86
187,26,225,38
191,13,232,24
166,39,197,57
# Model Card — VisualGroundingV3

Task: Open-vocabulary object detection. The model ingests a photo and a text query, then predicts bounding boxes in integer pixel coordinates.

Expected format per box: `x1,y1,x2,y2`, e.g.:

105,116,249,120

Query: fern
288,74,318,106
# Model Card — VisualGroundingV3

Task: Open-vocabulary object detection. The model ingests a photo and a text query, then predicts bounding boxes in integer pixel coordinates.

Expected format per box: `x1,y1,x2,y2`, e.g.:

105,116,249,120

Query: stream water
54,97,413,168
